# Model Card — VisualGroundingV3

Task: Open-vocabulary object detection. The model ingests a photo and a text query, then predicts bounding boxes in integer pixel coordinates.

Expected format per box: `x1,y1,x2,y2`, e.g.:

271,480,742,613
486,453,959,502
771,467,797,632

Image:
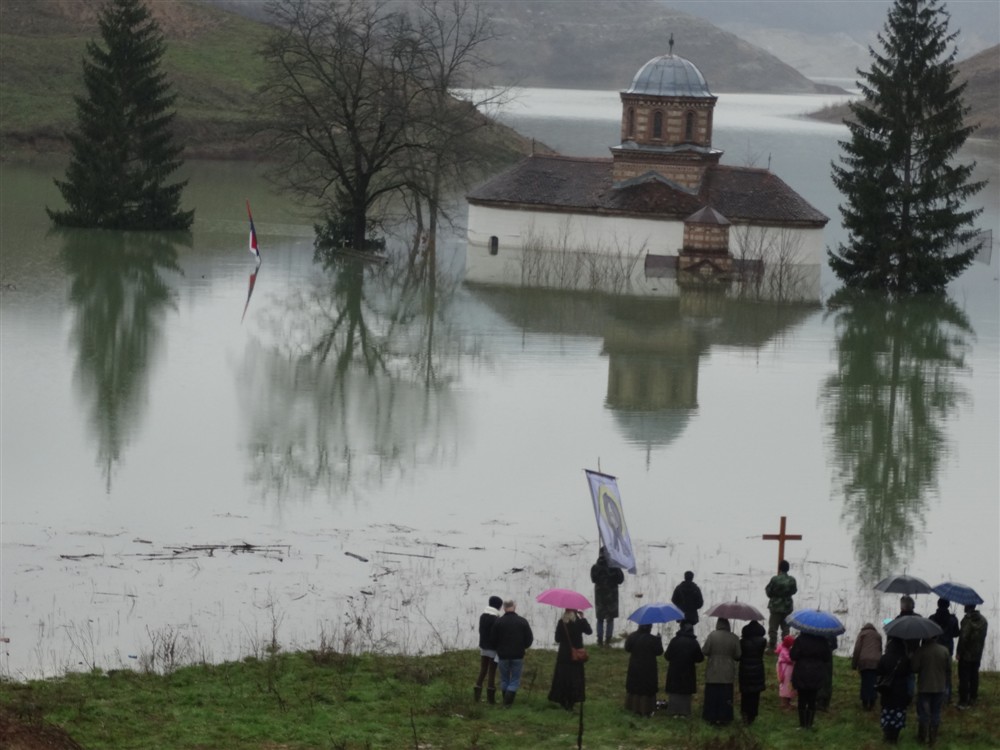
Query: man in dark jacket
765,560,797,650
956,604,988,709
738,620,767,725
489,599,534,707
591,548,624,646
671,571,704,626
927,598,960,704
911,636,950,745
790,632,831,730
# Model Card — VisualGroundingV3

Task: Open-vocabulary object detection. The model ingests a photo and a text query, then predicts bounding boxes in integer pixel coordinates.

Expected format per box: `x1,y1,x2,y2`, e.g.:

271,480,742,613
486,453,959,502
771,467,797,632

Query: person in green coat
765,559,797,650
956,604,988,709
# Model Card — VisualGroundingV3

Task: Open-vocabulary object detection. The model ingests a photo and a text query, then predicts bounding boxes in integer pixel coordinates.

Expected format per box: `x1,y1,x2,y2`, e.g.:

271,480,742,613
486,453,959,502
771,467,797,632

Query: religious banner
585,469,636,574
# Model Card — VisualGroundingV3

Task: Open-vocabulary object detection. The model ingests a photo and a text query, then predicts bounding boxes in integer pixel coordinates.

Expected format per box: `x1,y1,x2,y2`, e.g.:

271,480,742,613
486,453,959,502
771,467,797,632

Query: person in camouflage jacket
765,560,797,650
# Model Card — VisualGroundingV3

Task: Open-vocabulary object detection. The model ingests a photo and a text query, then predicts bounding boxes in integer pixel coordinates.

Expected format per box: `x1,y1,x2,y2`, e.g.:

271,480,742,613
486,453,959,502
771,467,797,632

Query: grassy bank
2,646,997,749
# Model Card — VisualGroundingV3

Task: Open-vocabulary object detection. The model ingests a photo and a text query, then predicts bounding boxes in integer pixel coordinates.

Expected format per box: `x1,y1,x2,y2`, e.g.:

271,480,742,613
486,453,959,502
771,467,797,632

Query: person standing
775,634,797,710
765,560,797,650
701,617,742,726
911,636,950,746
956,604,988,709
547,608,592,711
624,623,664,716
489,599,534,707
927,598,960,704
816,634,838,711
591,548,624,647
851,622,884,710
877,637,912,745
663,620,704,717
790,632,832,730
671,571,704,626
737,620,767,725
474,595,503,704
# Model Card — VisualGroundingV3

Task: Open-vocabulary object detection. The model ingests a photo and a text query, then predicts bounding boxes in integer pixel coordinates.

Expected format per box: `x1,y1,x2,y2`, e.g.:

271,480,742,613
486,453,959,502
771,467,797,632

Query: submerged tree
829,0,985,294
48,0,193,230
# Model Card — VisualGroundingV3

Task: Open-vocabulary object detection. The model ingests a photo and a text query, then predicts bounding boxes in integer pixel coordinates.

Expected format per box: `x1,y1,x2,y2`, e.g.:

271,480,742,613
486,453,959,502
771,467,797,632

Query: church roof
466,154,828,226
625,54,714,98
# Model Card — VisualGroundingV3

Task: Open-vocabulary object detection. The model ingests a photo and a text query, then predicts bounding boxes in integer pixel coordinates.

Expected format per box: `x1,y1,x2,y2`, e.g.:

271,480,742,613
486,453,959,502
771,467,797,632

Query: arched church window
627,107,635,138
652,111,663,139
685,111,695,141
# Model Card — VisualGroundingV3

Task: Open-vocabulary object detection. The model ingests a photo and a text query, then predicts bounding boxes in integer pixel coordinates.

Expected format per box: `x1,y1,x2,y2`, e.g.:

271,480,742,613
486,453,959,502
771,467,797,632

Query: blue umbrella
787,608,846,636
932,582,984,606
628,602,685,625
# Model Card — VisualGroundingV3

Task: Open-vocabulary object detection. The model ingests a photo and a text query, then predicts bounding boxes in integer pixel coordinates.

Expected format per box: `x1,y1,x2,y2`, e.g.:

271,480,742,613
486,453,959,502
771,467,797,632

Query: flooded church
465,45,829,301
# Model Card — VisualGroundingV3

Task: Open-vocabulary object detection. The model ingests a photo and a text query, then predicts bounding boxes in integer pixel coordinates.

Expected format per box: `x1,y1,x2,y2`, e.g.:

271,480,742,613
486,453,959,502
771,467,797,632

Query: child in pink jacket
776,634,797,709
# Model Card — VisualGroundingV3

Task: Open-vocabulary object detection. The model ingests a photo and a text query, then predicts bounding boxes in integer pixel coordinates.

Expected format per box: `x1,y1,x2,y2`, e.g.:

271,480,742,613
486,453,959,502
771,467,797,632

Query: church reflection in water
60,228,184,491
468,285,817,454
820,293,974,583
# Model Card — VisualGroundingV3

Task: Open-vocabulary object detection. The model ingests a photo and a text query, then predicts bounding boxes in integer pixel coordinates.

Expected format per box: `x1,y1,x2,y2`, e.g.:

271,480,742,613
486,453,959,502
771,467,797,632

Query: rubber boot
918,722,928,744
473,686,482,702
928,726,938,747
503,690,516,708
486,688,496,705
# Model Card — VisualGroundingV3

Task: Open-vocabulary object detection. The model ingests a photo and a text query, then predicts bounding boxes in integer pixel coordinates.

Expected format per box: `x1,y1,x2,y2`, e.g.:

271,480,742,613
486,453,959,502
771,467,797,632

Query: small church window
652,111,663,139
685,111,695,141
627,107,635,138
489,236,499,255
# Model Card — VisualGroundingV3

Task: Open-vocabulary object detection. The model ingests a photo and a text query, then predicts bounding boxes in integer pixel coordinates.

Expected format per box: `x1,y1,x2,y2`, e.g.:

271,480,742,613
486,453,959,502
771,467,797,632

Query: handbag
562,620,589,662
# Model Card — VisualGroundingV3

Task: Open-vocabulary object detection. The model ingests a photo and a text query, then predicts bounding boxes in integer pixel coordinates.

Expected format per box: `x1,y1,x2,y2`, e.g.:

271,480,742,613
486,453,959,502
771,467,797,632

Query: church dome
625,54,713,98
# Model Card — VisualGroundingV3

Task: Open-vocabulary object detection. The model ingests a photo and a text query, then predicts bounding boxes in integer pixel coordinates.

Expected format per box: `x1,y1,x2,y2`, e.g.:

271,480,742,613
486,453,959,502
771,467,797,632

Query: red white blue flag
247,200,261,262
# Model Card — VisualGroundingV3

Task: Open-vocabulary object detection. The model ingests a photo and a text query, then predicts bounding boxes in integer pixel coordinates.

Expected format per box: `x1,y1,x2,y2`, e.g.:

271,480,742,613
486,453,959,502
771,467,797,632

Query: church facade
465,50,829,301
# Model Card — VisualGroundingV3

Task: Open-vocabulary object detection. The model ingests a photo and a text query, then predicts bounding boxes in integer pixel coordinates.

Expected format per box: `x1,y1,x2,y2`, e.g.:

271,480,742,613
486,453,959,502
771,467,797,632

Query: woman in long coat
624,624,664,716
738,620,767,725
664,621,704,716
547,609,593,711
877,637,912,744
790,632,831,729
702,617,742,725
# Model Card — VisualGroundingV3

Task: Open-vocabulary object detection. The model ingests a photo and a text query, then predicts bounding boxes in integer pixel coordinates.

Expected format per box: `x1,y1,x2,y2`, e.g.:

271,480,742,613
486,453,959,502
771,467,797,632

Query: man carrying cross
765,560,798,651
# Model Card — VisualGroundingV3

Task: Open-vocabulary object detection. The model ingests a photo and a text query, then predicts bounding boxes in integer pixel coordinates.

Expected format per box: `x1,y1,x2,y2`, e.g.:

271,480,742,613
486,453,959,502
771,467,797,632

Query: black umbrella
873,574,933,595
883,616,943,641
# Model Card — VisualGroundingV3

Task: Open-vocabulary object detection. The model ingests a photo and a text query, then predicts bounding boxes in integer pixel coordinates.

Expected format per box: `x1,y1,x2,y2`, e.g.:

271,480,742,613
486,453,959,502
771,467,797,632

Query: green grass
2,648,997,749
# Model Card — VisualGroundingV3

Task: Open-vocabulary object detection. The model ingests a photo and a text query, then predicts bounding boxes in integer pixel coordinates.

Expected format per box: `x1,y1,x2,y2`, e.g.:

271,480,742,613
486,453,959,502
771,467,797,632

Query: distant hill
469,0,845,94
809,44,1000,141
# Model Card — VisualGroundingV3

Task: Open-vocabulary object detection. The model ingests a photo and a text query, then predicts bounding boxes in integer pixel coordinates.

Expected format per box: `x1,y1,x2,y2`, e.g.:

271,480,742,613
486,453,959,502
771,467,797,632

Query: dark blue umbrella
787,608,845,636
932,582,984,606
628,602,684,625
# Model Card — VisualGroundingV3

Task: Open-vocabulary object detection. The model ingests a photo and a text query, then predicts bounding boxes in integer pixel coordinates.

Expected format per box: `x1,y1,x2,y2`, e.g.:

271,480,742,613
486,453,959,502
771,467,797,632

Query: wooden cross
762,516,802,572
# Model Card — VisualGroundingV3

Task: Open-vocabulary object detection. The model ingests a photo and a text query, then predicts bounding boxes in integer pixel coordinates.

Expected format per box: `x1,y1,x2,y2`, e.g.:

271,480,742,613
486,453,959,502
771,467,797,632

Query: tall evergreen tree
829,0,984,294
48,0,193,230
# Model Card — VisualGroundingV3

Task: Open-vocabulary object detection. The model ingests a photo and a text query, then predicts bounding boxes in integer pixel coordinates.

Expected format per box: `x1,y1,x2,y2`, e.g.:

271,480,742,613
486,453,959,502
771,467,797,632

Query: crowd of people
471,555,990,746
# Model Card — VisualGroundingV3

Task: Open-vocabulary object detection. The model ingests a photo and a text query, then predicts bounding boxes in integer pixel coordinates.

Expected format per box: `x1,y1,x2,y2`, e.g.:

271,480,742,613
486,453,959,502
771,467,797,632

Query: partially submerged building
465,47,829,301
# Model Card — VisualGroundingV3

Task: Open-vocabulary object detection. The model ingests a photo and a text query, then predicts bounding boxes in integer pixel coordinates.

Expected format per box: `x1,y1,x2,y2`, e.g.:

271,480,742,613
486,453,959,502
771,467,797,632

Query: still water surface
1,89,997,678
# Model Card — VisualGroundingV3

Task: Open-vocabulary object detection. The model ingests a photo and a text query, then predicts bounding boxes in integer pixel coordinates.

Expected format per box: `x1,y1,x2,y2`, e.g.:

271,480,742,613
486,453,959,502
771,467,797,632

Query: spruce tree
48,0,193,230
829,0,984,294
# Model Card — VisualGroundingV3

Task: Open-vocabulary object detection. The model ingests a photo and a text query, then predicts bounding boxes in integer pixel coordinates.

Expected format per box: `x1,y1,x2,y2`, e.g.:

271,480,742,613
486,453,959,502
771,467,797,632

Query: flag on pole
247,200,261,262
585,469,636,573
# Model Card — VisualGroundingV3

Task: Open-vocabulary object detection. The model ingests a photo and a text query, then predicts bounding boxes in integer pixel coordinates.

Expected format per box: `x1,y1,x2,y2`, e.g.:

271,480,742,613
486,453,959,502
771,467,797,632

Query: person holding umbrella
547,608,592,711
927,598,960,704
910,635,950,745
623,623,664,716
701,617,742,726
664,620,704,717
790,631,831,729
877,637,912,745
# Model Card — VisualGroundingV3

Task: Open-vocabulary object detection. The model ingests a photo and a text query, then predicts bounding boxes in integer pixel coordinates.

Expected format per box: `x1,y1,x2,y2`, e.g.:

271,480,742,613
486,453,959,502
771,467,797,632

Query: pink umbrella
536,588,593,610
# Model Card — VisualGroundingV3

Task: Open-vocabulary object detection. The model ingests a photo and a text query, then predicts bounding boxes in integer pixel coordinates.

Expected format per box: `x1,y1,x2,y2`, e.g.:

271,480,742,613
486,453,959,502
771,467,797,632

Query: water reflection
60,229,184,490
469,286,817,453
821,293,974,582
240,252,467,504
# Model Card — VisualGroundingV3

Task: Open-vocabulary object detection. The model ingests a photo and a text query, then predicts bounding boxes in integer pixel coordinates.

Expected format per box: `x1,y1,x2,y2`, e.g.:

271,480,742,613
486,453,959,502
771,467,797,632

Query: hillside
0,0,535,162
809,44,1000,141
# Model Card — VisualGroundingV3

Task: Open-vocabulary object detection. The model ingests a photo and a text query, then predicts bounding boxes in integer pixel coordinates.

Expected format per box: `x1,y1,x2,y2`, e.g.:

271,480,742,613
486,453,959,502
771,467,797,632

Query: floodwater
1,89,998,679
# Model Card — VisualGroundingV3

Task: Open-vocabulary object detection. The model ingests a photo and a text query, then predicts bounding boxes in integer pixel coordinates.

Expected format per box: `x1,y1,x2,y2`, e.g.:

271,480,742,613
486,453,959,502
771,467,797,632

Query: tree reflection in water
822,292,974,583
242,244,467,505
60,229,183,491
